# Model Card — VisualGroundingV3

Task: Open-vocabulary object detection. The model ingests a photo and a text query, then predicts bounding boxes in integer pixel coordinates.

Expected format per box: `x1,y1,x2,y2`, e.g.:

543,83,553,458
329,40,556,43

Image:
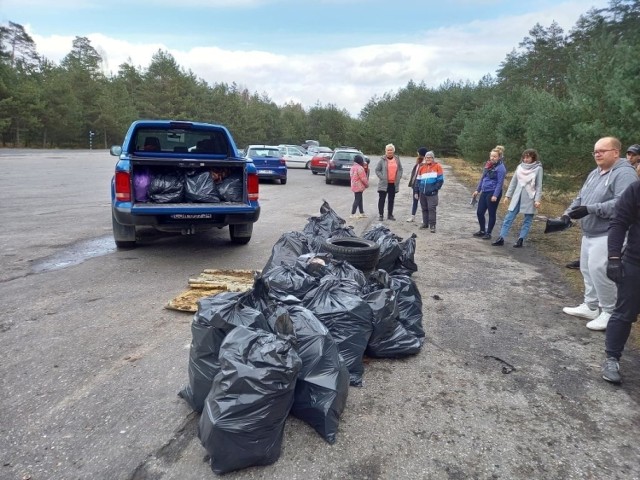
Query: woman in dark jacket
471,148,507,239
406,147,427,222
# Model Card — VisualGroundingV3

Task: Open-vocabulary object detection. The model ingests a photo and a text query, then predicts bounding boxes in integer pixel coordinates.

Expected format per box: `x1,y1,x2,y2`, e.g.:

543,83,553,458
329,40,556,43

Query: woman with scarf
491,149,543,247
472,148,507,239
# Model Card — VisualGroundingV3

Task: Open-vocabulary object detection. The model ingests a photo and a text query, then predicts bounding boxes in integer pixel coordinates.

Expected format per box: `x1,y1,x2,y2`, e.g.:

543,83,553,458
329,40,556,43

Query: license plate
170,214,212,220
258,169,274,174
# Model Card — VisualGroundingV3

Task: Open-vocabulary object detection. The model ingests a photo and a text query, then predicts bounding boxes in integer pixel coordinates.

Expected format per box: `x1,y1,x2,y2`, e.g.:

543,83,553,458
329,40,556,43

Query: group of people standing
350,143,444,228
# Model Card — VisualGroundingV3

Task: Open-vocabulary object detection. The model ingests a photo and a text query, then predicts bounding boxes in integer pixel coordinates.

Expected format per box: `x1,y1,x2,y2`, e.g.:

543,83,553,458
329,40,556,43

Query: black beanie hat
418,147,428,157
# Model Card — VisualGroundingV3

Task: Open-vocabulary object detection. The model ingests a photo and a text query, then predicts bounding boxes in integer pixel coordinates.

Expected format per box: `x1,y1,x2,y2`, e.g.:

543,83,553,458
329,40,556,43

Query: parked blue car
245,145,287,184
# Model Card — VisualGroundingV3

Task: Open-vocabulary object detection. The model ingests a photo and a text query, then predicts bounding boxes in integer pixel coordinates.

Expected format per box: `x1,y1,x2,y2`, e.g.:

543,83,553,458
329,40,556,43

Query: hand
472,191,478,198
606,258,624,283
568,206,589,219
491,196,497,202
503,197,510,205
534,201,541,208
414,193,419,200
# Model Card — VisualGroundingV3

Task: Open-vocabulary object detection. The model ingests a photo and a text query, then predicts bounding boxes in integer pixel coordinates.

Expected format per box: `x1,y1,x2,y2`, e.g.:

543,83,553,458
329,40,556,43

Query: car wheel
281,178,287,185
312,170,318,175
322,237,380,273
325,176,331,184
112,211,137,249
229,224,252,244
305,161,311,169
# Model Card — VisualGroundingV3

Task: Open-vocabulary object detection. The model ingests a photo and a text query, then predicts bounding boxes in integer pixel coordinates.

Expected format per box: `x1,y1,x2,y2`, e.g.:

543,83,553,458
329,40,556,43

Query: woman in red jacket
350,154,369,218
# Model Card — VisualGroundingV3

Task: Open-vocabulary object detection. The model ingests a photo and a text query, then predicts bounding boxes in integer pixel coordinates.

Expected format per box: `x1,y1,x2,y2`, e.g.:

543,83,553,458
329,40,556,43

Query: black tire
112,211,137,249
312,171,318,175
229,223,252,244
325,176,331,184
305,161,311,169
281,178,287,185
322,237,380,273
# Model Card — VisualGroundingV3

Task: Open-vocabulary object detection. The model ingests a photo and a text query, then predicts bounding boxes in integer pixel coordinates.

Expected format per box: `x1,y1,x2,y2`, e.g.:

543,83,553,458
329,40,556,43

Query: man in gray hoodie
562,137,638,331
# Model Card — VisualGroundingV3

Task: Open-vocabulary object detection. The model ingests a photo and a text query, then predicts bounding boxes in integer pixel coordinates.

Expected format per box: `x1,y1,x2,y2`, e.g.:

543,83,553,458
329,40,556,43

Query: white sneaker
406,216,415,222
562,303,599,320
586,311,611,331
358,213,368,218
349,214,357,219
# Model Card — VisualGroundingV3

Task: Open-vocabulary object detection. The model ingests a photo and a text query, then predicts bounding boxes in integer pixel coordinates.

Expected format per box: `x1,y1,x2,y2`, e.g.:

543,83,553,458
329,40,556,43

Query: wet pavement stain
31,235,116,273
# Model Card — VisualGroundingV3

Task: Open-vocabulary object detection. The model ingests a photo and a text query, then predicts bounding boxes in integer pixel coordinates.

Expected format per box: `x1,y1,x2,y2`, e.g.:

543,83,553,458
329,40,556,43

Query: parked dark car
325,147,369,185
245,145,287,184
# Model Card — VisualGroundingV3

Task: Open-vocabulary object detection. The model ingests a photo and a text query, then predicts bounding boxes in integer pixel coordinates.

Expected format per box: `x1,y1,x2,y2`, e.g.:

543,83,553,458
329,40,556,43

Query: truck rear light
115,171,131,202
280,158,286,166
247,172,259,201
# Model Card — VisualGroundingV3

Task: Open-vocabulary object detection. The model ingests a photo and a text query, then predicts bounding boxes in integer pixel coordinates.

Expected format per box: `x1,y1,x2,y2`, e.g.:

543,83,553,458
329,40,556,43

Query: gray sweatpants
580,234,617,312
419,192,439,227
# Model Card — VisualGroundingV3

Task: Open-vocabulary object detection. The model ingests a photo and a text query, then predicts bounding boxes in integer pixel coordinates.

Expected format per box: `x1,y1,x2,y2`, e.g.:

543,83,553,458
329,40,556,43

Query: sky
2,0,611,116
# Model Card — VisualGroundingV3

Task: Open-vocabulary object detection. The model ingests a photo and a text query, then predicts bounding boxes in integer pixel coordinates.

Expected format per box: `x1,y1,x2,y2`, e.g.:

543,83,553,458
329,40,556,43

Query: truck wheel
322,237,380,273
229,224,252,244
112,211,137,249
281,178,287,185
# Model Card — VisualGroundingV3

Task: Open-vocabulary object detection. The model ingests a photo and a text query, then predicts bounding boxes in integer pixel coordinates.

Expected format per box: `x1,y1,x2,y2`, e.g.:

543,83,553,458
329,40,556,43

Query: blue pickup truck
110,120,260,248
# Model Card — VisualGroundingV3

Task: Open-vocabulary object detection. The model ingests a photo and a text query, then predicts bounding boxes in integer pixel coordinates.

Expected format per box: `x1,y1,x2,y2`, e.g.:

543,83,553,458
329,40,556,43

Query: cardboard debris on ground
166,269,257,312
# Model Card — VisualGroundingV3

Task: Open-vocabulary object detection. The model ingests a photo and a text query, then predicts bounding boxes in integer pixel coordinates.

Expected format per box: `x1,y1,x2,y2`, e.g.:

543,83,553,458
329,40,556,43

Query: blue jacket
476,160,506,197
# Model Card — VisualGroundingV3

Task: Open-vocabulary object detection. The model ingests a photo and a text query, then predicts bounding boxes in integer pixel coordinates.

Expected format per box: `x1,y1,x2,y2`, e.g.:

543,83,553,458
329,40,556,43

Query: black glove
568,206,589,219
606,258,624,283
561,215,572,225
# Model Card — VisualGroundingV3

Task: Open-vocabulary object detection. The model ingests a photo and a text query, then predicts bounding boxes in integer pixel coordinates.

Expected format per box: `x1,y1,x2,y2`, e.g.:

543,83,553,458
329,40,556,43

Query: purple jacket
476,160,506,197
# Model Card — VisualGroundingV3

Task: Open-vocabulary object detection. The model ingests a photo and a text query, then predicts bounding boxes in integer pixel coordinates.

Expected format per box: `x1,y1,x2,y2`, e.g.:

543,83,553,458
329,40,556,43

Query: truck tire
229,223,252,245
322,237,380,273
112,211,137,249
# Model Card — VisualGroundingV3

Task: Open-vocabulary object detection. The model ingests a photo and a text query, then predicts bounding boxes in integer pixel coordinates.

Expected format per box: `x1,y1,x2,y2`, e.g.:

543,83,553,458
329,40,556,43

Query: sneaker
601,357,621,384
358,213,368,218
378,215,384,221
472,230,486,237
349,214,357,219
430,225,436,233
586,311,611,331
482,233,492,240
406,216,415,222
562,303,599,320
388,215,396,221
419,224,428,229
565,259,580,269
491,237,504,246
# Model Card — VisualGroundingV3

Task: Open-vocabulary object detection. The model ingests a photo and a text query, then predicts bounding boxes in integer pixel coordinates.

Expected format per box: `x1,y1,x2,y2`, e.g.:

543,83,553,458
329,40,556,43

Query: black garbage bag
239,274,277,317
323,260,367,290
303,275,373,386
198,325,302,475
361,268,392,295
303,200,346,252
390,233,418,276
262,263,318,303
267,305,349,444
184,169,221,202
262,231,312,274
328,225,358,239
390,274,425,344
544,217,573,233
217,172,243,202
178,292,269,413
295,252,333,278
148,170,184,203
362,225,403,272
364,288,421,358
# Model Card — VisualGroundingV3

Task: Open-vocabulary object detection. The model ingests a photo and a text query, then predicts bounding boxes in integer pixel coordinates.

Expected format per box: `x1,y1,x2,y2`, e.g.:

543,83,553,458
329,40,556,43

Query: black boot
513,238,524,248
491,237,504,246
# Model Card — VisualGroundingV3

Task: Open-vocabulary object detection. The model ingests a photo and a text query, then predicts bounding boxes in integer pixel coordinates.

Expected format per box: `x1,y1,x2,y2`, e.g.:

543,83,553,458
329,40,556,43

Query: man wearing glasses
561,137,637,331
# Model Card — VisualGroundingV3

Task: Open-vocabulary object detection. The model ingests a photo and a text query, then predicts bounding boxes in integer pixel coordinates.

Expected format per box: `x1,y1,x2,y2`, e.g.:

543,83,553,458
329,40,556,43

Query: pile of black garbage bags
178,200,425,475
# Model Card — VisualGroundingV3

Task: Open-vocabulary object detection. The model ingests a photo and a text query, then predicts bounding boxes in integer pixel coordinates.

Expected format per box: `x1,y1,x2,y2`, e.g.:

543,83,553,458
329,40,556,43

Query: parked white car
278,144,314,169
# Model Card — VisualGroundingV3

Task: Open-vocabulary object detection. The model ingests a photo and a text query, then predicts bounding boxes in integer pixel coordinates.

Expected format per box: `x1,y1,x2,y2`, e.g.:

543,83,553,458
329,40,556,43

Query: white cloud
26,0,607,116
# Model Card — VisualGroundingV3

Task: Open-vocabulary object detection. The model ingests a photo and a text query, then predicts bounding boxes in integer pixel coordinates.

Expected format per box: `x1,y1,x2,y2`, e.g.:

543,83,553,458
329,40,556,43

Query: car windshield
334,151,359,161
249,148,280,157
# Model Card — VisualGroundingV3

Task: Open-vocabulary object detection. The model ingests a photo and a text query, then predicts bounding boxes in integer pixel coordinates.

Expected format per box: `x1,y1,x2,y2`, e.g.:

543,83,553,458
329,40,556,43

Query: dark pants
411,194,419,216
419,192,439,227
378,183,396,216
605,261,640,360
477,191,501,234
351,191,364,214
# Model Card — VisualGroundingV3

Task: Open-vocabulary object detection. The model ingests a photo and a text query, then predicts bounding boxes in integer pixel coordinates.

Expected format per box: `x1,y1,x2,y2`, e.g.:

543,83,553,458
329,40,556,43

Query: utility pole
89,130,96,150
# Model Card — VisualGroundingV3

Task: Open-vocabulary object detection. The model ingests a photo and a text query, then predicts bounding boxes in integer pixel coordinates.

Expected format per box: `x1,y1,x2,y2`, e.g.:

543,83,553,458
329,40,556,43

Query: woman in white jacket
491,149,543,248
